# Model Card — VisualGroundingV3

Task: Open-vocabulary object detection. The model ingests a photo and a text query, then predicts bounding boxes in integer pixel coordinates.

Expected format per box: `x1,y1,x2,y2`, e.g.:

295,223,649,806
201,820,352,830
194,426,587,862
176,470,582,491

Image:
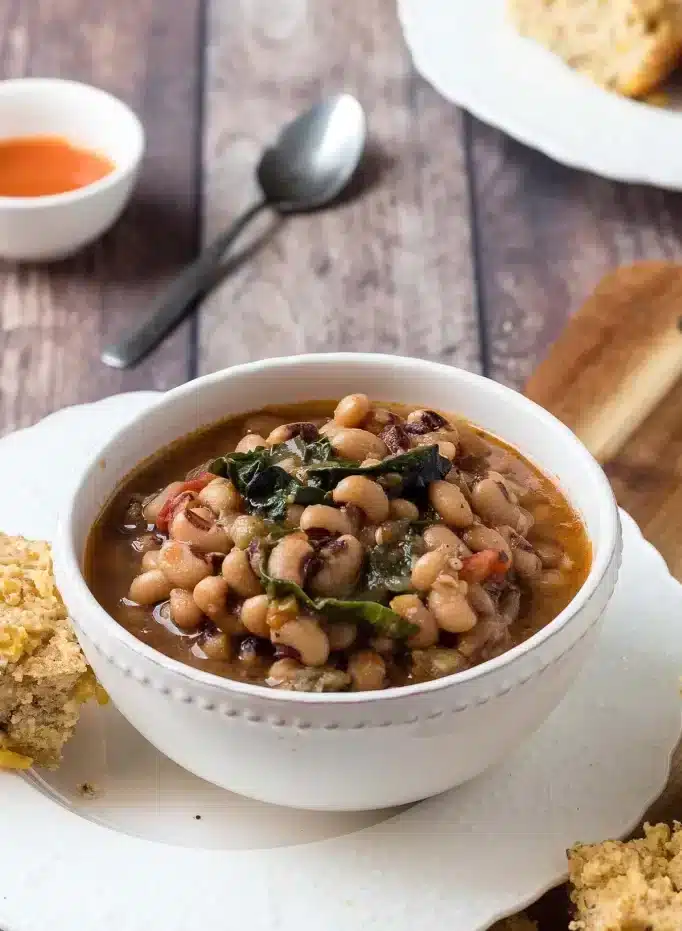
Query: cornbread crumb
0,534,96,768
568,822,682,930
509,0,682,99
492,915,538,931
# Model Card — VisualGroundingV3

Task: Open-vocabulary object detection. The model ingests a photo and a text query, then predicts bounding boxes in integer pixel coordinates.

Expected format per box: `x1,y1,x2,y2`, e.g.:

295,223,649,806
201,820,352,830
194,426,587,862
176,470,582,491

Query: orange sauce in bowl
0,135,115,197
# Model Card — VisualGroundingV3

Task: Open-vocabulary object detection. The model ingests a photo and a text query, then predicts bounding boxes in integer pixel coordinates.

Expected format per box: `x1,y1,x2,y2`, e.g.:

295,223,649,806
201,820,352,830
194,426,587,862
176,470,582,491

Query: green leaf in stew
261,573,418,639
306,444,451,496
209,446,327,521
365,530,425,597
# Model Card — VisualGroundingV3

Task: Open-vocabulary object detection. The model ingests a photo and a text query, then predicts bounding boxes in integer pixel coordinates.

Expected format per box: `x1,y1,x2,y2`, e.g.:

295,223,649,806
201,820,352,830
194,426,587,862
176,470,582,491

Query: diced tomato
459,549,510,584
155,473,214,532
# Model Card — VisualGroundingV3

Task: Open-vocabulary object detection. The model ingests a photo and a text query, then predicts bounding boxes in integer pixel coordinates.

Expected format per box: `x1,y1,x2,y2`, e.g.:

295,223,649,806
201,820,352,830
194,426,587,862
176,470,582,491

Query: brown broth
85,401,591,688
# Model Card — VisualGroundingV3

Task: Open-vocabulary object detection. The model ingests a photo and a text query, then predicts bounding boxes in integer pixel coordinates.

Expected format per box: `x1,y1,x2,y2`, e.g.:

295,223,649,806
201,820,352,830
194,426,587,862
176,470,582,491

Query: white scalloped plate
1,393,681,931
398,0,682,189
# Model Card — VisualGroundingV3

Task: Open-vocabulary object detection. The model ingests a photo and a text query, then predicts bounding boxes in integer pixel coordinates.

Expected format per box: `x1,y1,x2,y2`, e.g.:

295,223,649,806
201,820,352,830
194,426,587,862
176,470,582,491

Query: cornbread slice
508,0,682,99
0,533,100,769
568,822,682,930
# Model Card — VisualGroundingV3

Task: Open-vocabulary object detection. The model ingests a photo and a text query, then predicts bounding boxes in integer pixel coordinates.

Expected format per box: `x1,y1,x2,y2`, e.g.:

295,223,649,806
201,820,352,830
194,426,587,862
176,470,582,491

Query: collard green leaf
209,446,326,520
366,531,424,596
262,573,418,639
306,444,451,497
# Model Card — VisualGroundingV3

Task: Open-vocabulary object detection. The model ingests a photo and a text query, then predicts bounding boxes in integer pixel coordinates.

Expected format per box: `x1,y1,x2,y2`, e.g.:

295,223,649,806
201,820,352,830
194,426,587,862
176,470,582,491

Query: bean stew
85,397,591,692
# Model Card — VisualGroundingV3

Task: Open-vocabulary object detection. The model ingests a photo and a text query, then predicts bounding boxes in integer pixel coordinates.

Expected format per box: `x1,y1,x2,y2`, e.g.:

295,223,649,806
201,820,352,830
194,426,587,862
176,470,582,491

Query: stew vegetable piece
86,398,591,692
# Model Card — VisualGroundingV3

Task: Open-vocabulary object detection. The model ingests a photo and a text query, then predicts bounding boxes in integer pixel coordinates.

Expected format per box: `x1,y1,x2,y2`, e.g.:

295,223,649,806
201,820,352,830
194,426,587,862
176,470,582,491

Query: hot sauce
0,135,115,197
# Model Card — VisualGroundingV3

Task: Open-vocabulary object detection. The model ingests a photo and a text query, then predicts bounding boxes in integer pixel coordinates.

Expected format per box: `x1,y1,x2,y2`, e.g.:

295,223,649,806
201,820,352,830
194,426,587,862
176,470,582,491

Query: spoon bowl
257,94,367,211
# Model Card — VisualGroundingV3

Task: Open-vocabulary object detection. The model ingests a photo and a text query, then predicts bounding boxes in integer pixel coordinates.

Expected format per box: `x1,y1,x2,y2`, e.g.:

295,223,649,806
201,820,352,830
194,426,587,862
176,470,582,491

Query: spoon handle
101,200,268,369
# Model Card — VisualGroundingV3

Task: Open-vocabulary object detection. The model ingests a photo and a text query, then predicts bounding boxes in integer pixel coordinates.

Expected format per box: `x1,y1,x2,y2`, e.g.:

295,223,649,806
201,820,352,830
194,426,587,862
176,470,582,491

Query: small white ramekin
0,78,144,262
54,354,621,811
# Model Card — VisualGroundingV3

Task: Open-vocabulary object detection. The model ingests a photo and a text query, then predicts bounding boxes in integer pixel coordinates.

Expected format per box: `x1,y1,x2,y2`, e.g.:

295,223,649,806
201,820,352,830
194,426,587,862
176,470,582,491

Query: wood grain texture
200,0,480,374
0,0,203,435
526,263,682,462
468,120,682,388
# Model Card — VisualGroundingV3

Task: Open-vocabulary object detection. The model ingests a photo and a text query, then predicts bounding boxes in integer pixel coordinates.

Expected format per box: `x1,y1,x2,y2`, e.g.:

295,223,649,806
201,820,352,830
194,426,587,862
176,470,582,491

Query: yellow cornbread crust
0,533,102,769
569,822,682,930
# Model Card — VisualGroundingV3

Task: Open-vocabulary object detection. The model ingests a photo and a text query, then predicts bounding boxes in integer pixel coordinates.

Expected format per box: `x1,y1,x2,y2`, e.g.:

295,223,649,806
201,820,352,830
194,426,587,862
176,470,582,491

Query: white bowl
0,78,144,262
54,354,622,811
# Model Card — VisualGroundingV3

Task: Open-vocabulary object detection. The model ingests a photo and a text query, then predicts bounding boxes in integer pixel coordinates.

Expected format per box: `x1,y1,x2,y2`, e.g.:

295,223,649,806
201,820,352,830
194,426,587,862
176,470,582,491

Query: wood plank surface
0,0,203,435
468,120,682,387
199,0,480,374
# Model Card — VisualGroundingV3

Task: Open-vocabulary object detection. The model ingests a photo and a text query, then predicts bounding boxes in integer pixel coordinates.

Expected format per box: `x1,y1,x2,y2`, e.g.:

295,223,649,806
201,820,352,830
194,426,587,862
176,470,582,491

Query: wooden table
2,2,681,926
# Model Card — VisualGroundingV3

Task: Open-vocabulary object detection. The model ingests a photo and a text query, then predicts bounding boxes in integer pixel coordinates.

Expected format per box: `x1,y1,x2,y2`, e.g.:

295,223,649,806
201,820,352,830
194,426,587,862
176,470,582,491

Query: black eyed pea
428,577,478,633
193,576,230,621
512,545,543,579
333,393,371,428
390,594,439,649
134,532,162,554
457,618,506,660
229,514,266,550
158,540,211,589
499,588,521,624
266,422,319,445
423,524,471,556
330,428,387,462
370,636,395,655
533,568,569,590
375,520,409,546
325,621,358,652
332,476,390,524
363,407,399,436
470,478,523,530
243,414,283,437
141,549,161,571
142,481,184,523
410,546,453,591
284,504,305,529
389,498,420,521
308,534,364,597
266,595,299,631
406,409,450,431
347,649,386,691
170,506,232,554
198,477,241,515
358,524,379,548
268,534,315,587
486,470,524,503
516,508,535,536
271,618,330,667
300,504,352,536
235,434,267,453
455,422,491,458
267,657,303,687
128,569,172,606
533,539,565,569
463,525,512,561
201,629,232,661
169,588,204,630
466,582,497,618
429,480,474,529
221,548,263,598
240,594,270,638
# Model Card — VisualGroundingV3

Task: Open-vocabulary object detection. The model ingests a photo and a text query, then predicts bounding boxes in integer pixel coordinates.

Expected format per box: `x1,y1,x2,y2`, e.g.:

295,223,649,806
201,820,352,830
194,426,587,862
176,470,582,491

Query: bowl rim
54,353,621,705
0,78,145,210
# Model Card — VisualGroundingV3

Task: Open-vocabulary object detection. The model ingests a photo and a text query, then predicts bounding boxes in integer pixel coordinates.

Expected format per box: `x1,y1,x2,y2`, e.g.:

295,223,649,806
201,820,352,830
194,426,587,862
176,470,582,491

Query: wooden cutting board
518,261,682,930
526,261,682,580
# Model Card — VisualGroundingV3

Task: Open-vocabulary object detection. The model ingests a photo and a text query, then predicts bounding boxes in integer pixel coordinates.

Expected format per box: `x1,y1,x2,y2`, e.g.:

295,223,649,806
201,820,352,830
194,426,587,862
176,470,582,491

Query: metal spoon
101,94,367,369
